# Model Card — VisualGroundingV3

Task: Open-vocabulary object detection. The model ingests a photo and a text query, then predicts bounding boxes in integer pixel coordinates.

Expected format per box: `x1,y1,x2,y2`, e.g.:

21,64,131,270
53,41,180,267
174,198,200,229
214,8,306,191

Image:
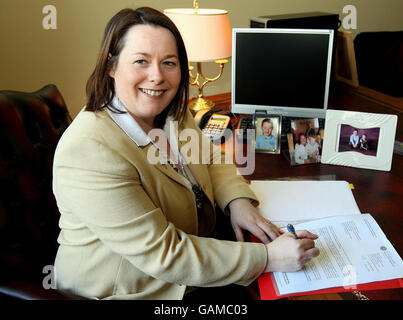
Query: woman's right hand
264,230,320,273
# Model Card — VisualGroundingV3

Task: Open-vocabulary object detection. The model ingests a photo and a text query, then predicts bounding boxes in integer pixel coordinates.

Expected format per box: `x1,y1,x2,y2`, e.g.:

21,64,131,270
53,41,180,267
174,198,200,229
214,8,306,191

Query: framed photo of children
287,118,324,166
321,110,397,171
254,115,281,154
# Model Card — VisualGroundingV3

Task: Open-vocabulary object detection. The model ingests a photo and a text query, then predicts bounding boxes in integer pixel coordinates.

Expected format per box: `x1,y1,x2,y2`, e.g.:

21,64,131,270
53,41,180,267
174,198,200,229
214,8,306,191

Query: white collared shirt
106,95,152,147
106,95,199,189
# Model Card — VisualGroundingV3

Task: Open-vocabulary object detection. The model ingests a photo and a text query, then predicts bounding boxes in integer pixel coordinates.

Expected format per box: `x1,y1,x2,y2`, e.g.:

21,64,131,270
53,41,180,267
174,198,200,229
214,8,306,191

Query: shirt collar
106,95,152,147
106,95,176,148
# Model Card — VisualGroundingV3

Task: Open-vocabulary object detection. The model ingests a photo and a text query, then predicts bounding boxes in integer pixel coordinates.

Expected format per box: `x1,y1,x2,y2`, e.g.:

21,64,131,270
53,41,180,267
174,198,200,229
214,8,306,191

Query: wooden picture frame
335,30,359,87
287,118,323,166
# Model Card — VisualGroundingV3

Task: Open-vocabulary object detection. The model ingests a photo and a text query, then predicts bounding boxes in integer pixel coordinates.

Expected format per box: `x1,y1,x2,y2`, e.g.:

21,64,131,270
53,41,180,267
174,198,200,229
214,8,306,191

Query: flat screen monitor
231,28,334,118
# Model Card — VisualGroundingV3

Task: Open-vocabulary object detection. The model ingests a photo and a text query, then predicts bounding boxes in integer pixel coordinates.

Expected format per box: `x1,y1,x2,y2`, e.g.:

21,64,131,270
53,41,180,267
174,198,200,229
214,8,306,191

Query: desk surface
204,83,403,300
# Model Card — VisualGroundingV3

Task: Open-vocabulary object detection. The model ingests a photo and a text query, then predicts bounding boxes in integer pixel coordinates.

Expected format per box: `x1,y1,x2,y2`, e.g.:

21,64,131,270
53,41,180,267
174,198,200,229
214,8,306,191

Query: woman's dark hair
298,133,307,144
85,7,189,127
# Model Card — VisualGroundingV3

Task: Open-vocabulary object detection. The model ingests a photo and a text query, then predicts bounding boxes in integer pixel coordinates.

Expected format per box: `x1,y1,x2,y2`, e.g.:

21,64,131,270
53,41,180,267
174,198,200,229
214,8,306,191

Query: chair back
0,84,71,283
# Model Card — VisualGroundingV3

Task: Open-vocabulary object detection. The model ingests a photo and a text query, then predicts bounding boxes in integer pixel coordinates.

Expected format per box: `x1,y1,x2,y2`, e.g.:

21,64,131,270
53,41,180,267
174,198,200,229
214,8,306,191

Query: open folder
259,272,403,300
249,181,403,299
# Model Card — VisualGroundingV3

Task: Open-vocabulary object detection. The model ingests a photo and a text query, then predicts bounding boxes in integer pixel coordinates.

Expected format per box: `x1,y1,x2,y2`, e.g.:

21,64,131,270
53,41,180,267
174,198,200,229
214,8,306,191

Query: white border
321,110,397,171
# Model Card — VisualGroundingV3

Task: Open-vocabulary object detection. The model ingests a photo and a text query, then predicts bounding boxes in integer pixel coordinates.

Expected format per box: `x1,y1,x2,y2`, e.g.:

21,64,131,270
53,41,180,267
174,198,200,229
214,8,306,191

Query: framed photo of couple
321,110,397,171
286,118,324,166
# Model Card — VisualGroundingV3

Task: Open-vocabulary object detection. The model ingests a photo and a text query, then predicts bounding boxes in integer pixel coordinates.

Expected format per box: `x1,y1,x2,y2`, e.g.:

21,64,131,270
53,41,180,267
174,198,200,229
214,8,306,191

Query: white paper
249,180,361,222
272,214,403,295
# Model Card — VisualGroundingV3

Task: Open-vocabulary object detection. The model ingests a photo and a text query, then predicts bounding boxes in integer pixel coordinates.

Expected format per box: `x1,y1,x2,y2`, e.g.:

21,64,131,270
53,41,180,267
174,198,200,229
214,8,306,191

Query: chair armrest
0,281,87,300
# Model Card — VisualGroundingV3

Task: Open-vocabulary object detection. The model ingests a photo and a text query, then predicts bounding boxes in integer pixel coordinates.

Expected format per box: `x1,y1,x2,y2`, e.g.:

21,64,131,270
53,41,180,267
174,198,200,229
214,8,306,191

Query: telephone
194,108,231,141
235,115,254,142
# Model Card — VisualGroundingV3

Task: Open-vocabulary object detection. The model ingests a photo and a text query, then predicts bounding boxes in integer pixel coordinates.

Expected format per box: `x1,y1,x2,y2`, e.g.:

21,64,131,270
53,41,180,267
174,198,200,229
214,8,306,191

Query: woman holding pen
52,7,319,300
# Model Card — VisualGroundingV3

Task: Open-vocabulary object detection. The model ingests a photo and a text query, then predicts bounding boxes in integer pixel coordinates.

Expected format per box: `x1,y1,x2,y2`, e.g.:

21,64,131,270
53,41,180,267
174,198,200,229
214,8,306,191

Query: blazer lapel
140,143,191,190
176,137,215,206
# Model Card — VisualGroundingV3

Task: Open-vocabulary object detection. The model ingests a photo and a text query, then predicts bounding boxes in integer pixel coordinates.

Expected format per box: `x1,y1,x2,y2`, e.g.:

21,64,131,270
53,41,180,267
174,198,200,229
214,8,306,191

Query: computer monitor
231,28,334,118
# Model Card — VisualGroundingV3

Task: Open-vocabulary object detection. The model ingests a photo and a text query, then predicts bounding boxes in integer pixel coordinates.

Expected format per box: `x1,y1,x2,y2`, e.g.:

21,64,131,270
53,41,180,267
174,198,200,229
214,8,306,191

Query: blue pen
287,224,299,239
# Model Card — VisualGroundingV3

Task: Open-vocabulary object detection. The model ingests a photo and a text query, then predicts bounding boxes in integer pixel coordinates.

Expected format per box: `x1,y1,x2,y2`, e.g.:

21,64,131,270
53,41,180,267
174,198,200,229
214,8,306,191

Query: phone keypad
202,120,227,139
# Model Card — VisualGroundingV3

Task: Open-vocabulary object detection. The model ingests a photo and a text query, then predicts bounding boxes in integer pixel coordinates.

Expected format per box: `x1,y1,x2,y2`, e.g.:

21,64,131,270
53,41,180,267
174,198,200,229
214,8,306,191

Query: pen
287,224,299,240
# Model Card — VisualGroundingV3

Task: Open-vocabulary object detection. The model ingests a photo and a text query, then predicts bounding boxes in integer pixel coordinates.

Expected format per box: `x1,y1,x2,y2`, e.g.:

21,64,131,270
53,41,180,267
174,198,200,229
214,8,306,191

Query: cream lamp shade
164,8,232,62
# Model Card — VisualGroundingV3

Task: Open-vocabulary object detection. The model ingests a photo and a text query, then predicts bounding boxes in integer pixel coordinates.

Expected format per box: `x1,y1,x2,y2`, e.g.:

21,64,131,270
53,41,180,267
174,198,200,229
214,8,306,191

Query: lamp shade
164,8,232,62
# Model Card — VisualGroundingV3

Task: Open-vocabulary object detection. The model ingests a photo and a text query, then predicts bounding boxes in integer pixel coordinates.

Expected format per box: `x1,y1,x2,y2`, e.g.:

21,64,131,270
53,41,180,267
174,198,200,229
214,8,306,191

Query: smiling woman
52,6,318,301
108,25,181,132
85,7,189,129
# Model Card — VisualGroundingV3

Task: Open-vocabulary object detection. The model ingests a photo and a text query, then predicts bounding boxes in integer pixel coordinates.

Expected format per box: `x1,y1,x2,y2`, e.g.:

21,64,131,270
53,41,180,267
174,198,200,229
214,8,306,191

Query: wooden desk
204,83,403,300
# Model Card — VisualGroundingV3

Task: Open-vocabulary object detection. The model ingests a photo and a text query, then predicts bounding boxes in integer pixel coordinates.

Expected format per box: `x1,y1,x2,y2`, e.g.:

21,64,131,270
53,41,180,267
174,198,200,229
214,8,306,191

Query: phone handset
194,109,214,128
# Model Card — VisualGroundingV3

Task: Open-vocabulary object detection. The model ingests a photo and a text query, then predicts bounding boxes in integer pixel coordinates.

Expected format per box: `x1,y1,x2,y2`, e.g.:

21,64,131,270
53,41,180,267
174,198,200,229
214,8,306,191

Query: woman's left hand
228,198,283,244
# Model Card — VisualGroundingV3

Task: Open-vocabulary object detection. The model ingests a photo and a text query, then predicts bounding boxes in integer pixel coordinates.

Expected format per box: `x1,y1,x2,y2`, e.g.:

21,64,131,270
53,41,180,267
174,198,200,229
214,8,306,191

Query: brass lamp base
188,96,215,112
188,60,228,113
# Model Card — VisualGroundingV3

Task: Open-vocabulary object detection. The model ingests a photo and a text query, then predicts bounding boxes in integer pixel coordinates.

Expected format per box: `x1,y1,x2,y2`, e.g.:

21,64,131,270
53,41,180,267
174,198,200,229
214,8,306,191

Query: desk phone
201,113,231,140
194,109,231,141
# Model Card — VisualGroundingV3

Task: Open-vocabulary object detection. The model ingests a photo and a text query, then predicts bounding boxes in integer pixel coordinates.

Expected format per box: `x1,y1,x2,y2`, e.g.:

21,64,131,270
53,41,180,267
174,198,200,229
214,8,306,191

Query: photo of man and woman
338,124,380,157
287,118,323,166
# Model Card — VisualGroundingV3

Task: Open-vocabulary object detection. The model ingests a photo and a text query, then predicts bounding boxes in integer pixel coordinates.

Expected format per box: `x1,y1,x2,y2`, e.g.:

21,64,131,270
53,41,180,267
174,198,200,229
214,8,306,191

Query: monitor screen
231,28,334,118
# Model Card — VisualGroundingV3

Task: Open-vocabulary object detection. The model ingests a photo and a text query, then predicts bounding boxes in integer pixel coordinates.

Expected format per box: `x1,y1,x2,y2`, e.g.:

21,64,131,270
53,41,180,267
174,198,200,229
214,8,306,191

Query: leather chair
354,31,403,97
0,85,84,299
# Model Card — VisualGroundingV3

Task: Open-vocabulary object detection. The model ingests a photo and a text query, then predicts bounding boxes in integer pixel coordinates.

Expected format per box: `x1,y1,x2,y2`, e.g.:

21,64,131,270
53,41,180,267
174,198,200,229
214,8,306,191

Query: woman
53,7,319,300
294,133,310,164
306,135,321,162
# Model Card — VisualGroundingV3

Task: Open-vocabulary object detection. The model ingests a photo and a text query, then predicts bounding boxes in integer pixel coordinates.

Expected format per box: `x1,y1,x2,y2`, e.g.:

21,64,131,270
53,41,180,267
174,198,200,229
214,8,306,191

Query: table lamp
164,1,232,112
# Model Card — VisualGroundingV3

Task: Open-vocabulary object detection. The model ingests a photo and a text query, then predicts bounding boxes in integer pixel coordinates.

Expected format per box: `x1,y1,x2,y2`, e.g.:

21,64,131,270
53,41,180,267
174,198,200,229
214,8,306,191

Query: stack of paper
249,180,403,299
269,214,403,297
249,180,361,226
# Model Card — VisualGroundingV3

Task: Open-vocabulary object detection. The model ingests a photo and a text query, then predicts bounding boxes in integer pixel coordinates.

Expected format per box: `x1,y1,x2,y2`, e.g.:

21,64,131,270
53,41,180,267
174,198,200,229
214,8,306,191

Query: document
249,180,361,224
271,214,403,296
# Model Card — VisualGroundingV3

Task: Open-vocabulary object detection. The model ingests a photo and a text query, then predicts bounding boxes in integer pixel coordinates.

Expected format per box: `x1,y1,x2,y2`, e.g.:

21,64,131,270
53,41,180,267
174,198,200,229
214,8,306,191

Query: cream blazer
53,106,267,300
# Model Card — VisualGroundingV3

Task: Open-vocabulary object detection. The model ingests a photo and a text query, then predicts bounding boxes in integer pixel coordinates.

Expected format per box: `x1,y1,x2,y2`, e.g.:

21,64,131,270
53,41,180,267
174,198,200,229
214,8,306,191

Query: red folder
258,272,403,300
250,235,403,299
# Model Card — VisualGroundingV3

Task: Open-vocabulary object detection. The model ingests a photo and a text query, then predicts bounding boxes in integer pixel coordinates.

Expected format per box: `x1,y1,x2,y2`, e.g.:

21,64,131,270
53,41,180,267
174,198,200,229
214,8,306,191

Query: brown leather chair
0,85,84,299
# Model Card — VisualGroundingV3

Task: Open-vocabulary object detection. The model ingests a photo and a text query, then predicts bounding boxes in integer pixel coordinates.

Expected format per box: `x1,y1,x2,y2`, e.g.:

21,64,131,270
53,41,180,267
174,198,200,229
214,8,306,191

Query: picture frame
254,114,281,154
286,118,324,166
321,110,397,171
335,30,359,87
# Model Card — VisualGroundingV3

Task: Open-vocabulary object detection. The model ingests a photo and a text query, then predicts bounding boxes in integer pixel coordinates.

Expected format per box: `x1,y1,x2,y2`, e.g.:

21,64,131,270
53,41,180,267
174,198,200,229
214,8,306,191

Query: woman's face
299,135,307,145
109,24,181,125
